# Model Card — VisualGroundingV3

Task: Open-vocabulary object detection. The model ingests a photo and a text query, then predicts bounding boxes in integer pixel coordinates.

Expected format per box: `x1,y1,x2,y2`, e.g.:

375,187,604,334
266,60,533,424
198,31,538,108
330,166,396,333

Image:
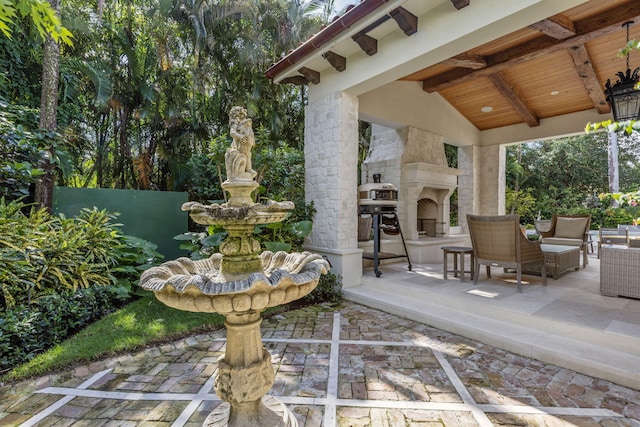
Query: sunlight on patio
466,289,500,299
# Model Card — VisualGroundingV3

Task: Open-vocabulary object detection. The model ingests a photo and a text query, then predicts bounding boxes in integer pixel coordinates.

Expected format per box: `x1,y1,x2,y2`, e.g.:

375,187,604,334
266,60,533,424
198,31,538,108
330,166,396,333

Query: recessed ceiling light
481,106,493,113
550,90,560,96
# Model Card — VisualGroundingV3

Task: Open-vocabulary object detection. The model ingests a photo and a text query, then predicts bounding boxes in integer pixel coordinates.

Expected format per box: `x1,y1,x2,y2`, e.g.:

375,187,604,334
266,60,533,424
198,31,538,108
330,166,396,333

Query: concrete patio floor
346,250,640,392
1,260,640,426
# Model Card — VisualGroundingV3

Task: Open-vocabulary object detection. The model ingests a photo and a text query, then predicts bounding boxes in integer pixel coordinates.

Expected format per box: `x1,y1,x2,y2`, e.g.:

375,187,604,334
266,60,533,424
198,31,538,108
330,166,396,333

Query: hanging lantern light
605,21,640,122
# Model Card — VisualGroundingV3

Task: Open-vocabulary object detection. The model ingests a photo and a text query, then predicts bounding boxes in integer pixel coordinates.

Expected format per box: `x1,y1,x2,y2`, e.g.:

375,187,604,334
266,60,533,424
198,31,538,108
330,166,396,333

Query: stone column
457,146,475,233
458,144,505,232
304,91,362,287
477,144,506,216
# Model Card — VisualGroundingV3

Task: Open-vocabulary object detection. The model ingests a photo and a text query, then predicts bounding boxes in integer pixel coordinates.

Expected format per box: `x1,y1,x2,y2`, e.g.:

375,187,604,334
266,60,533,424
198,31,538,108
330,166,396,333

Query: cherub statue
225,106,256,181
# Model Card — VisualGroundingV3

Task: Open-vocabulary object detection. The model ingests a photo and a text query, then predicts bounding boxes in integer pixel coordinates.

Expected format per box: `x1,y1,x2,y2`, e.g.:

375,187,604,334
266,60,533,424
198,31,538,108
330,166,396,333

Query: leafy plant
0,285,128,373
0,199,163,308
299,271,342,305
110,235,164,296
0,0,73,44
261,220,312,252
0,104,48,201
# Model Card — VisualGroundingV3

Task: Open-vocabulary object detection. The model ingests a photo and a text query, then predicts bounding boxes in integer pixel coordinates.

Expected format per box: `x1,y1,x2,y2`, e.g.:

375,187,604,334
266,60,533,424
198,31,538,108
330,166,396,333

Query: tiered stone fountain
139,106,329,427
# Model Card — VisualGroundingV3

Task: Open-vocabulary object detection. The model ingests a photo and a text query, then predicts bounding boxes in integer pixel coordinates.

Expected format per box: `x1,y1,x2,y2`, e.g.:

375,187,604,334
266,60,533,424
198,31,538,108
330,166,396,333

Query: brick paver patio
1,302,639,426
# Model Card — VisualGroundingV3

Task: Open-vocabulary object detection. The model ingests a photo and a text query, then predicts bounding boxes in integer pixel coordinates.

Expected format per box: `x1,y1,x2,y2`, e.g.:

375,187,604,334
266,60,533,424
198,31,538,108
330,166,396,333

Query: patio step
343,281,640,391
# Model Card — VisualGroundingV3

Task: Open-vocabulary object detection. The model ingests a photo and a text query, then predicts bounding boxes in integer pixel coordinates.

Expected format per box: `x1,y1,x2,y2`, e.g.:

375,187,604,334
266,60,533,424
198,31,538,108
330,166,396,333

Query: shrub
599,207,635,228
0,102,60,202
0,198,163,308
0,286,129,373
300,271,342,305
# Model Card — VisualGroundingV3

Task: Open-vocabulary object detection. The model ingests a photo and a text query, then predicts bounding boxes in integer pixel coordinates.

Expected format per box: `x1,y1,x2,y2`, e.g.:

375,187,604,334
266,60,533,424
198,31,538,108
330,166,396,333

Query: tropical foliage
1,0,337,193
0,198,162,309
0,0,72,44
0,285,129,373
506,132,640,227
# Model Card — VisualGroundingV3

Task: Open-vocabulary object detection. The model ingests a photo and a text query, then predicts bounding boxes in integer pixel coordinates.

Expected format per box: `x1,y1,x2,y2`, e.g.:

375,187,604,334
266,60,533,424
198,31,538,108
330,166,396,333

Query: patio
1,251,639,426
346,249,640,391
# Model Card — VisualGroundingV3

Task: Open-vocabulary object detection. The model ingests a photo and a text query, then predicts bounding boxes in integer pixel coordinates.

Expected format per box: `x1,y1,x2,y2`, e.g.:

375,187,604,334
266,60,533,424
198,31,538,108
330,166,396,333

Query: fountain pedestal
206,312,288,427
221,180,259,208
139,107,329,427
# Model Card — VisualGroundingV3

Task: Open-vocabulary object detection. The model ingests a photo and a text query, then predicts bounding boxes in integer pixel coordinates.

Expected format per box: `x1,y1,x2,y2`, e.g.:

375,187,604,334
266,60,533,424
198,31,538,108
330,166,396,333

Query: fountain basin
139,251,329,314
183,200,294,226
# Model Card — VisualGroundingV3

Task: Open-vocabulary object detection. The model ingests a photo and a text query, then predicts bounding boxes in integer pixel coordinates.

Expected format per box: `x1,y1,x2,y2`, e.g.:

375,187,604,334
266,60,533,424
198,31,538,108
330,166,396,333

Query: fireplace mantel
403,162,460,187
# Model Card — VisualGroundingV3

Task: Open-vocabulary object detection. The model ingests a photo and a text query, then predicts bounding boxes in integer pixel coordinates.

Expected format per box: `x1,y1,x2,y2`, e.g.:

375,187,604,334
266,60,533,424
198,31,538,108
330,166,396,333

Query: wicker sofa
600,246,640,299
597,226,629,258
598,225,640,258
540,214,590,268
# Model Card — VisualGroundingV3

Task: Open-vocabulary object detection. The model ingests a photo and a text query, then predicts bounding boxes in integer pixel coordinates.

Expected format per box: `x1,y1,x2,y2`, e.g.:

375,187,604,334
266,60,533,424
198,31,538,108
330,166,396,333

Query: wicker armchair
467,214,547,293
539,214,591,268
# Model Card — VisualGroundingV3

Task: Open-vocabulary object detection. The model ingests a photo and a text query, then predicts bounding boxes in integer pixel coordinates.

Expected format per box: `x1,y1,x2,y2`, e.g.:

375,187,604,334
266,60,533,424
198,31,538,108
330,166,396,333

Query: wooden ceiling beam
442,53,487,69
422,2,640,93
487,72,539,127
352,33,378,56
567,44,610,114
280,76,308,85
529,15,576,39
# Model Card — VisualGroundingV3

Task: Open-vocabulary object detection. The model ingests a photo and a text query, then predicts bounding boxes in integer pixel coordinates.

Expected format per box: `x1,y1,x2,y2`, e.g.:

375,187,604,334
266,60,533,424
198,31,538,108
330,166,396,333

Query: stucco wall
359,81,480,147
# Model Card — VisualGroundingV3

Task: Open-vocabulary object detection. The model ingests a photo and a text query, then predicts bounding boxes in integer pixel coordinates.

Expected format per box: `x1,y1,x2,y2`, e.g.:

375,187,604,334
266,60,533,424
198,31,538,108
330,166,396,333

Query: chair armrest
520,235,543,262
539,229,554,238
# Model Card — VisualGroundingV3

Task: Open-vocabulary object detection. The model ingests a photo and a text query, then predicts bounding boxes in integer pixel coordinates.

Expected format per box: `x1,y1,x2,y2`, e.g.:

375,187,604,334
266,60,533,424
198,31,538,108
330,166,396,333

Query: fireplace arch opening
417,198,438,237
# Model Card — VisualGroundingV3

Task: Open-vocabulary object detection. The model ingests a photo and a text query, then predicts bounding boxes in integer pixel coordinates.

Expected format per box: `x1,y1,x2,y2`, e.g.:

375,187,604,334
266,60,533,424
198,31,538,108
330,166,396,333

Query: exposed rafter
353,33,378,56
422,2,640,93
390,7,418,36
298,67,320,84
567,44,610,114
529,15,576,39
487,72,539,127
323,51,346,72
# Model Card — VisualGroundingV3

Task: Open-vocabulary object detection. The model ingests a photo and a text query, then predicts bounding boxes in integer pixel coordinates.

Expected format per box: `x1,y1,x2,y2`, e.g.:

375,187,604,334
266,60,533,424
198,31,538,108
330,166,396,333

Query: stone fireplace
402,161,459,240
360,125,466,262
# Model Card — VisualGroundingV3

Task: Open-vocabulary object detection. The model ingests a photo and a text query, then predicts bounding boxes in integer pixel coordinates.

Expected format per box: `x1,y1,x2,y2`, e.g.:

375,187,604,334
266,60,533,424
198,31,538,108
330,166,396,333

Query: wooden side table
442,246,474,282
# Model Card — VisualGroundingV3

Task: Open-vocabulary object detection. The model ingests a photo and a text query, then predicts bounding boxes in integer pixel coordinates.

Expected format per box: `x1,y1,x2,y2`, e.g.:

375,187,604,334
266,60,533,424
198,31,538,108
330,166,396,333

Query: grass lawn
5,295,225,382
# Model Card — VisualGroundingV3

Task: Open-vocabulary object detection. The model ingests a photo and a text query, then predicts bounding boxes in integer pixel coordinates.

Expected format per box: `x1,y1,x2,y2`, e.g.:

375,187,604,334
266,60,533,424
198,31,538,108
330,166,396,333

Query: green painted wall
53,187,189,259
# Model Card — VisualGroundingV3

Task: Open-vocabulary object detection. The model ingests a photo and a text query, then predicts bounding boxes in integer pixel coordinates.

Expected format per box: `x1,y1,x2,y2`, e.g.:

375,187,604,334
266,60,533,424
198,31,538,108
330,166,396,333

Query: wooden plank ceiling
402,0,640,130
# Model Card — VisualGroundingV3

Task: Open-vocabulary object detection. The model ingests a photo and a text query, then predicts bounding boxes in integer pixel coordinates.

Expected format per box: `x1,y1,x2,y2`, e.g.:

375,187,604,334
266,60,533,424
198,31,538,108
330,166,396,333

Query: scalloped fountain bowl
139,251,329,314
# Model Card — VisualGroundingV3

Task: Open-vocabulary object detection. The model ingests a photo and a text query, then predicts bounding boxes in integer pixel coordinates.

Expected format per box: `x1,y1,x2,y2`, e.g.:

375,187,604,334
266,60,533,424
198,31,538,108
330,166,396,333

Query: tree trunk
34,0,61,212
510,145,522,214
608,131,619,196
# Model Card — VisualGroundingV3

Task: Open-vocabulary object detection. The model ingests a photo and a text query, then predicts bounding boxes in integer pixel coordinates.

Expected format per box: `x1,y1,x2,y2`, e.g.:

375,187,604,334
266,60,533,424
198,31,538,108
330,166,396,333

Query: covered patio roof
264,0,640,288
266,0,640,142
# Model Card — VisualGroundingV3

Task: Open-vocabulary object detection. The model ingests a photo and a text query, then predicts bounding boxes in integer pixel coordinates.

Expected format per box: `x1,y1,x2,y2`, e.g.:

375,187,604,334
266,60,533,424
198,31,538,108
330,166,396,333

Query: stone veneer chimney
361,125,460,240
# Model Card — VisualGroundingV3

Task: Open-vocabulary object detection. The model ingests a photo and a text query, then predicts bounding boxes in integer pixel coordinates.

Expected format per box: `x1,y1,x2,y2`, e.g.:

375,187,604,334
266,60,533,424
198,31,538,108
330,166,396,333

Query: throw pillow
554,217,587,239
